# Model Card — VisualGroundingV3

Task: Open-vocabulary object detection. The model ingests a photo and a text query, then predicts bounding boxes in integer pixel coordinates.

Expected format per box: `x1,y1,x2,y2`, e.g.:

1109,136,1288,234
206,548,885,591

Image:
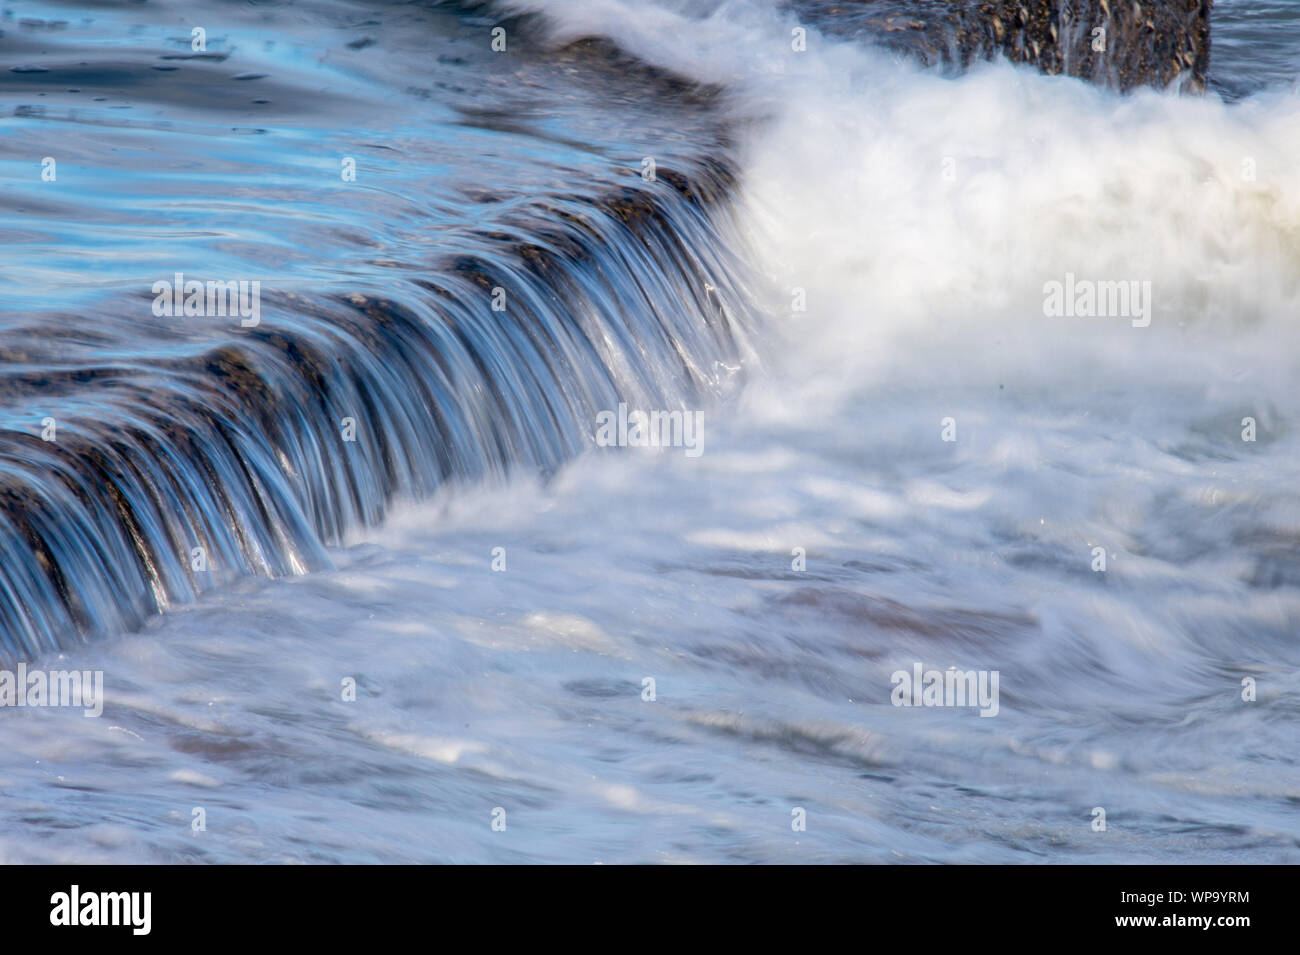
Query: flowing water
0,0,1298,863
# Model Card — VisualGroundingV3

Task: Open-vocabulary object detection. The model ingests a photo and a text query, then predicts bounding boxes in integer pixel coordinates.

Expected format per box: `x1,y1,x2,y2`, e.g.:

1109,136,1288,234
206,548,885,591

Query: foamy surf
1,0,1298,864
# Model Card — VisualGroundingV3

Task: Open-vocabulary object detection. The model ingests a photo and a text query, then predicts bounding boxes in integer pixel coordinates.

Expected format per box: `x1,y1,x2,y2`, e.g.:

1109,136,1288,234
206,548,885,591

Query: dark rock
792,0,1213,92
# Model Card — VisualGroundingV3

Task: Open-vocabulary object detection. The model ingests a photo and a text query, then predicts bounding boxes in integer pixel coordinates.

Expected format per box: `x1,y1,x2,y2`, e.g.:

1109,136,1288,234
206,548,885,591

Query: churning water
0,0,1297,863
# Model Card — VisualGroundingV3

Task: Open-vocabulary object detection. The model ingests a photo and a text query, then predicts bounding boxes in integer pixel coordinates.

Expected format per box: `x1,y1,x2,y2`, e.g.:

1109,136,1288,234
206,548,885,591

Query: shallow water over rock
1,0,1298,864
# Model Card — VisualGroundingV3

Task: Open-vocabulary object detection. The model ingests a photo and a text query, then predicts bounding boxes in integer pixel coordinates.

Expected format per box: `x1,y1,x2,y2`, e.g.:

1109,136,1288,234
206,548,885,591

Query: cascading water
0,3,758,663
1,0,1298,865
